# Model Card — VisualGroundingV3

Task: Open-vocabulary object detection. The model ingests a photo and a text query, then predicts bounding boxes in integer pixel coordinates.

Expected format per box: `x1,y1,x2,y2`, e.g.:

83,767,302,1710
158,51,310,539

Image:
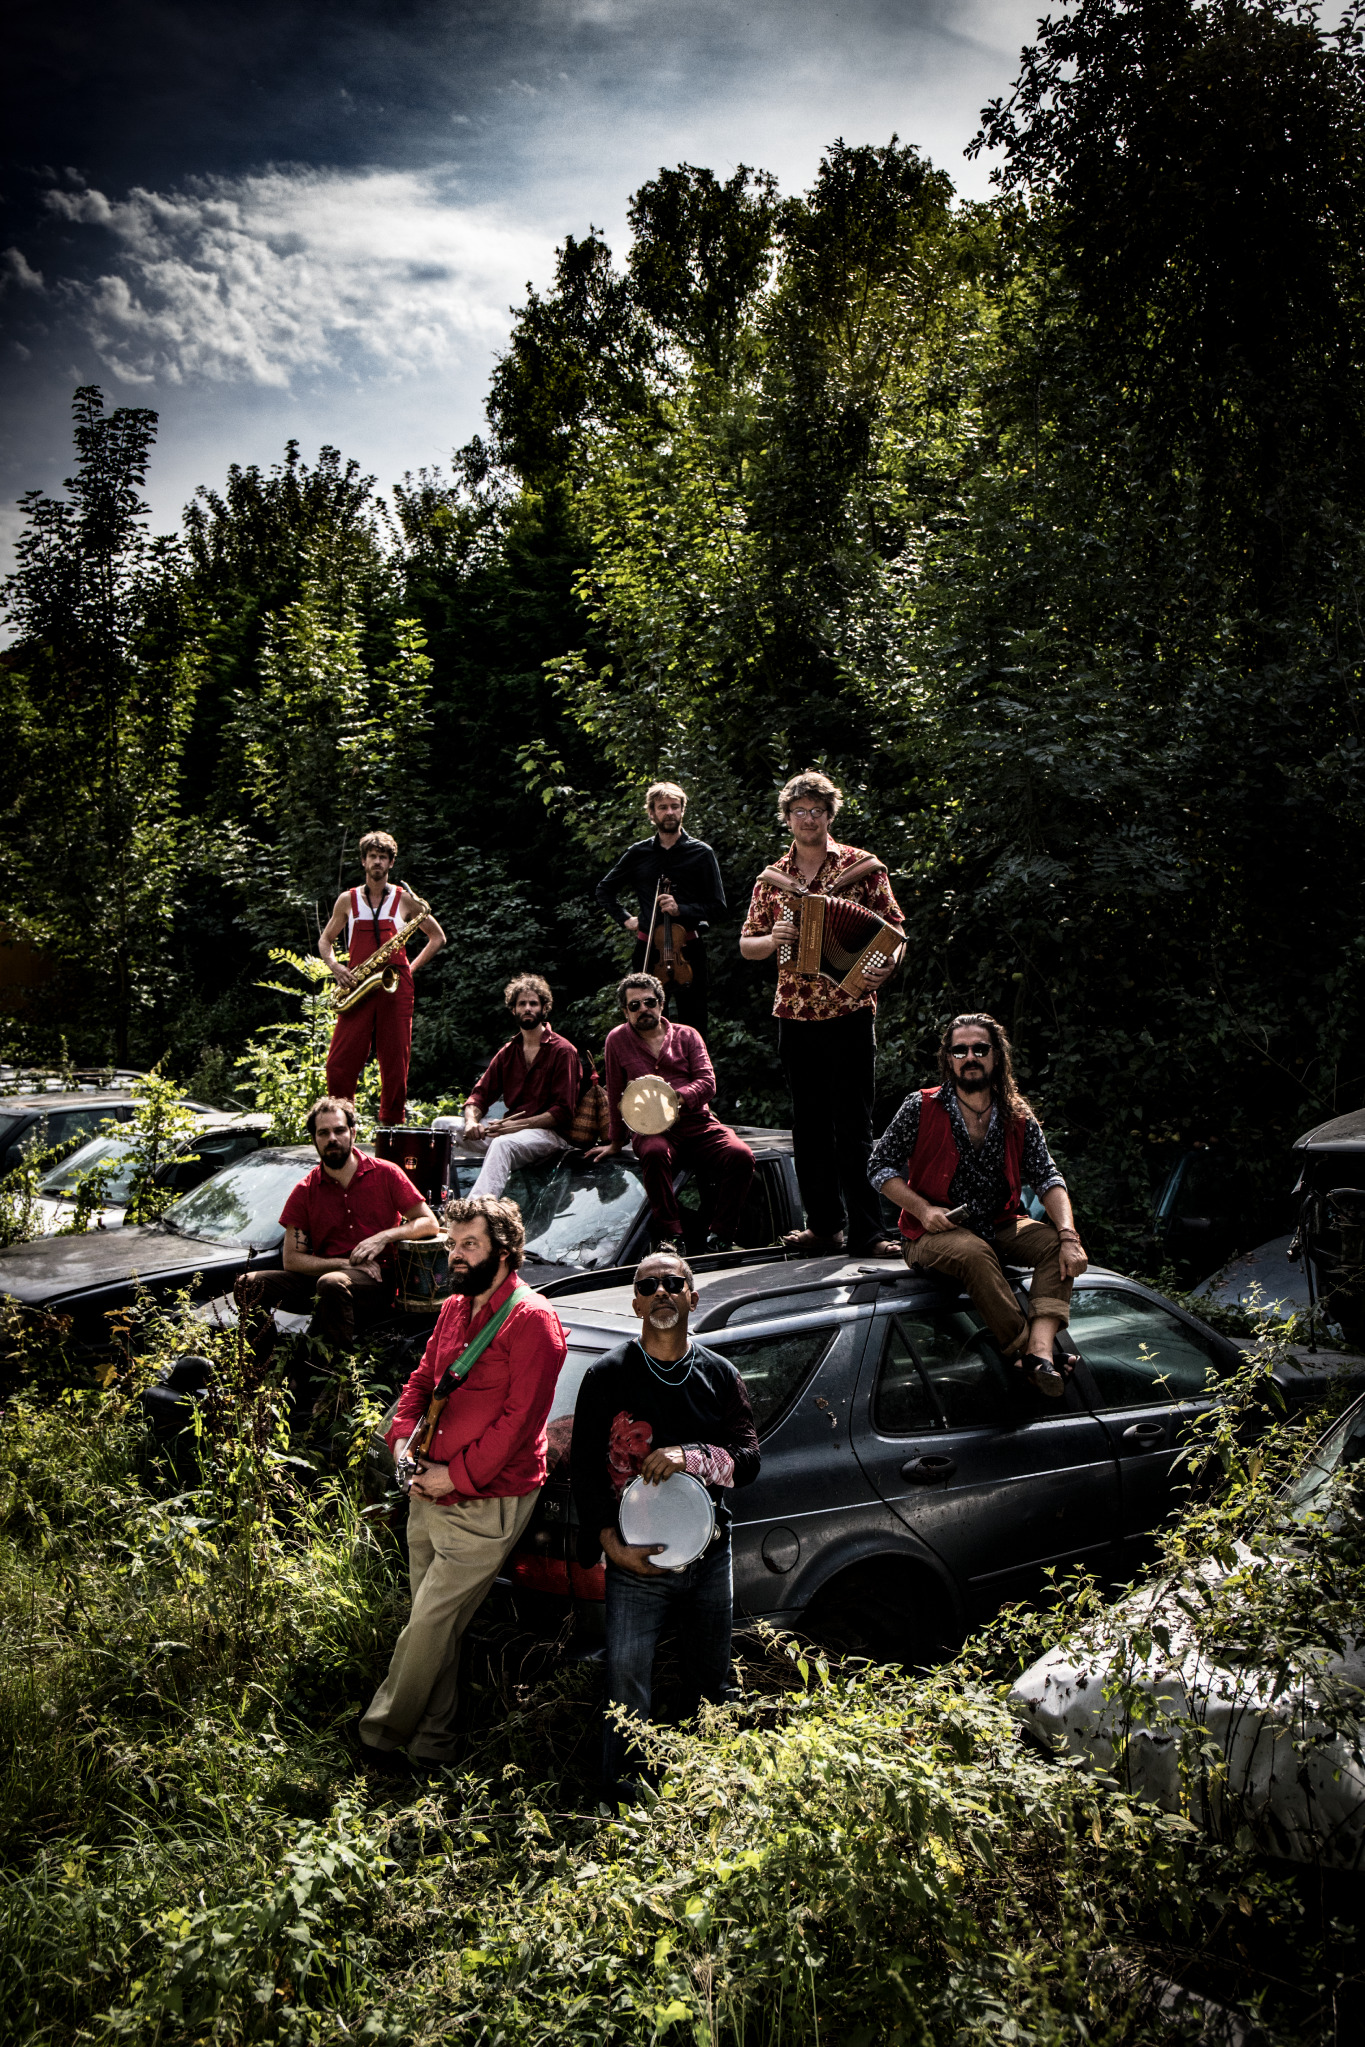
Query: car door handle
900,1454,957,1482
1121,1421,1168,1446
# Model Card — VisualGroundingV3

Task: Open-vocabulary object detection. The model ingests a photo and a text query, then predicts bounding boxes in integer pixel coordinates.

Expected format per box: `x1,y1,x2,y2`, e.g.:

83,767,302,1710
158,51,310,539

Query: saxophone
332,892,432,1014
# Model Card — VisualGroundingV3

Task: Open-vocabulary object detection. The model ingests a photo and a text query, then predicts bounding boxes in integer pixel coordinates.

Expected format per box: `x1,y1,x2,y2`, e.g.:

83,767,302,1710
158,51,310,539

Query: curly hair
777,769,843,824
617,970,666,1011
504,973,552,1014
305,1094,358,1138
358,830,398,859
441,1194,526,1269
937,1013,1035,1124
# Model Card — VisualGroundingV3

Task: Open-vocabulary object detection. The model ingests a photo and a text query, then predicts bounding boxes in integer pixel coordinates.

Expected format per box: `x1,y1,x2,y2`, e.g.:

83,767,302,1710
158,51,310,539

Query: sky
0,0,1042,560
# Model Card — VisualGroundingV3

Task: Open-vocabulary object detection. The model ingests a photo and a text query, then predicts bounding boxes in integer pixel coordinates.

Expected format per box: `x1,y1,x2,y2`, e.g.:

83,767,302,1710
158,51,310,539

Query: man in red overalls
320,831,446,1126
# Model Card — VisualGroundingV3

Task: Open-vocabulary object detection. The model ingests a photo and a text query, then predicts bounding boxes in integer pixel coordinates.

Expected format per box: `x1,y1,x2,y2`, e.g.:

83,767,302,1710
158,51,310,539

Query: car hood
0,1225,243,1303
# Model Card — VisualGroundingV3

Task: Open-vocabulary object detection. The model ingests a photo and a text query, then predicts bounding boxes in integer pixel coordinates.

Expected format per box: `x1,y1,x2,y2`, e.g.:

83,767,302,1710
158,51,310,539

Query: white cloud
2,247,45,293
43,169,553,390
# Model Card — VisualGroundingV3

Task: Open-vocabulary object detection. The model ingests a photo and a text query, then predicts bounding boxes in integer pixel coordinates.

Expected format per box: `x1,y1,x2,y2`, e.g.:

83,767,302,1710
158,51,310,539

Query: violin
643,874,694,986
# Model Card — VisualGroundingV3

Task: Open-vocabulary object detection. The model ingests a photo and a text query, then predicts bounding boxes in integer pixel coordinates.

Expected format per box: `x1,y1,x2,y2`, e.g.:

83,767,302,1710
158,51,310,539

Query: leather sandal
1018,1353,1065,1398
781,1227,846,1256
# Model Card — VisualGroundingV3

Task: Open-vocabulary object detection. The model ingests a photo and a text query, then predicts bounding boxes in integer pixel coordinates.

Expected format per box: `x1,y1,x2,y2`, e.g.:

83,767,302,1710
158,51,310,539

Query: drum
374,1126,452,1206
618,1470,716,1570
394,1237,452,1316
619,1076,681,1136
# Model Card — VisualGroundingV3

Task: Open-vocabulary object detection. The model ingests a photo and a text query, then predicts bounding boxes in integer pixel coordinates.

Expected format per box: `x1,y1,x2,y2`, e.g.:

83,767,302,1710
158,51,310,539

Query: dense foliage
5,0,1365,1258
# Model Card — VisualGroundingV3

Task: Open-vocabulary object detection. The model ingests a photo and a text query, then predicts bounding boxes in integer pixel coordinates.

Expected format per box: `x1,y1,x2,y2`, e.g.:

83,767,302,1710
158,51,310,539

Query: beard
646,1298,682,1329
955,1065,991,1096
321,1140,351,1167
630,1009,659,1033
448,1245,504,1296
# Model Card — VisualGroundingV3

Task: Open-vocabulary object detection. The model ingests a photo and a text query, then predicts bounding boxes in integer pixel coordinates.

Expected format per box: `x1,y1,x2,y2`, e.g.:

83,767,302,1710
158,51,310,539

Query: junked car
30,1114,268,1233
486,1255,1352,1661
1009,1393,1365,1870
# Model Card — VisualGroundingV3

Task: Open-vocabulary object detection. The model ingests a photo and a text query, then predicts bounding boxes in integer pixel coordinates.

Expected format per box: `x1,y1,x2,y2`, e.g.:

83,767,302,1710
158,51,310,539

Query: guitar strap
411,1281,535,1455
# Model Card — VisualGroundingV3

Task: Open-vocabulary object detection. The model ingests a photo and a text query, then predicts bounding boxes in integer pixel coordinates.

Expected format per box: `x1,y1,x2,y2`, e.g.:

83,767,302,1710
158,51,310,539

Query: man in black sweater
570,1249,760,1803
594,781,726,1041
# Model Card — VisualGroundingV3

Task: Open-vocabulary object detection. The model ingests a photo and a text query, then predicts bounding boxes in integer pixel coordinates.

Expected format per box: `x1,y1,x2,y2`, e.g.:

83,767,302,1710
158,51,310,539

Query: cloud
2,247,45,293
43,168,553,389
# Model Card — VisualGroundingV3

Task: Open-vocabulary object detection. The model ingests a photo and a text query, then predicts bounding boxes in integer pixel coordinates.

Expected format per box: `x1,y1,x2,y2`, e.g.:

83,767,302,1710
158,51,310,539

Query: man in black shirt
594,781,726,1040
570,1249,760,1803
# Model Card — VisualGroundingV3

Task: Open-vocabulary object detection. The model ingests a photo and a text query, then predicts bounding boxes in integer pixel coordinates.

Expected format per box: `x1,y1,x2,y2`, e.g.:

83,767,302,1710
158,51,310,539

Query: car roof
545,1254,1145,1337
1294,1108,1365,1151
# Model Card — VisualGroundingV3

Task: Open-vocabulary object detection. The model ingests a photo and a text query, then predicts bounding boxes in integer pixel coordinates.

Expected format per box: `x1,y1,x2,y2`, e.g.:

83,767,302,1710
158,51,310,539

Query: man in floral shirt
569,1249,760,1803
740,768,905,1256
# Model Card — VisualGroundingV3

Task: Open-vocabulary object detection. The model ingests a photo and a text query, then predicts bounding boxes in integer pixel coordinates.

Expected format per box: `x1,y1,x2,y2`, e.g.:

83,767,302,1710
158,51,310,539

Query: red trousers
632,1117,754,1240
326,975,414,1126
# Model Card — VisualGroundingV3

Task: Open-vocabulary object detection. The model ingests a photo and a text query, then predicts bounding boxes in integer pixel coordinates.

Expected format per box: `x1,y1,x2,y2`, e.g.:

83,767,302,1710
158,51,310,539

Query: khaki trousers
361,1488,539,1762
901,1218,1073,1355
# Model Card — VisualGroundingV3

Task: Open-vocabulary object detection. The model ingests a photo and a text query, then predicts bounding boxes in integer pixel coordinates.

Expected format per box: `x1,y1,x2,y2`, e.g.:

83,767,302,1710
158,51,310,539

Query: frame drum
619,1076,681,1136
394,1237,452,1316
618,1470,716,1569
374,1125,452,1206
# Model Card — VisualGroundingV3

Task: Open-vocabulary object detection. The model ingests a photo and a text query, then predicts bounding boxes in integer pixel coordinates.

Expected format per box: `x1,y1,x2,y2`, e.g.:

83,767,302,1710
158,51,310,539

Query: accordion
756,865,904,995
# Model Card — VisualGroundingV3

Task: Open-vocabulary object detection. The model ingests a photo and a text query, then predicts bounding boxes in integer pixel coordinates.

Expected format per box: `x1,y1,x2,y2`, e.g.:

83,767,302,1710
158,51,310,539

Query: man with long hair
867,1013,1088,1395
356,1194,567,1775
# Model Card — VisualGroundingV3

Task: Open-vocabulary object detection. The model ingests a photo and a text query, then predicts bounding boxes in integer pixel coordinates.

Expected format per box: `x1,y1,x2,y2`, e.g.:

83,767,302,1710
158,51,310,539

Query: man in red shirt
234,1096,438,1383
356,1195,568,1774
463,975,580,1199
586,972,754,1255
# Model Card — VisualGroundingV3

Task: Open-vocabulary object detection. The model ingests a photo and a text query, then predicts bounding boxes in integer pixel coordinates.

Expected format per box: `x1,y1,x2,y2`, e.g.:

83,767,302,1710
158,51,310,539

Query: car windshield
1287,1404,1365,1519
509,1152,648,1270
161,1153,308,1246
37,1133,139,1202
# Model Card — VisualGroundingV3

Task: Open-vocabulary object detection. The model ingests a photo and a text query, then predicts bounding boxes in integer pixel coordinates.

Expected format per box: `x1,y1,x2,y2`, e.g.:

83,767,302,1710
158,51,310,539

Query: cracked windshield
499,1151,645,1269
161,1154,306,1246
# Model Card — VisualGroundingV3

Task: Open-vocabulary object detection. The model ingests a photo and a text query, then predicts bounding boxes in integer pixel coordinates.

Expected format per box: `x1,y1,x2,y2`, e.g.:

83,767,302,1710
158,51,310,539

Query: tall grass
0,1299,1356,2044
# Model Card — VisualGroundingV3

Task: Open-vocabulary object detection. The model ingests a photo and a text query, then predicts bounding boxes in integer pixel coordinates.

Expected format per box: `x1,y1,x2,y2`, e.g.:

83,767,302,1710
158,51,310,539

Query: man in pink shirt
587,972,754,1255
356,1194,567,1774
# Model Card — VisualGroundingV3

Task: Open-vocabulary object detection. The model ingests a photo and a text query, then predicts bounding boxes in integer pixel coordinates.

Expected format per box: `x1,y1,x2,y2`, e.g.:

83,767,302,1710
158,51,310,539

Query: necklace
634,1337,695,1388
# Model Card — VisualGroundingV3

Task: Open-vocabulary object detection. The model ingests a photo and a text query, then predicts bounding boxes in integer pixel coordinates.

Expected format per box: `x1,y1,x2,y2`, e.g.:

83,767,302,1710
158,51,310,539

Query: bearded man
867,1013,1088,1395
462,974,580,1199
356,1196,567,1775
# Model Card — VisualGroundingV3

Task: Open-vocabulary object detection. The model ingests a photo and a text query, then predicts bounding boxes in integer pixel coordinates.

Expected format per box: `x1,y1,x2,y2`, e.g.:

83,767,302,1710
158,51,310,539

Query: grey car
501,1254,1347,1662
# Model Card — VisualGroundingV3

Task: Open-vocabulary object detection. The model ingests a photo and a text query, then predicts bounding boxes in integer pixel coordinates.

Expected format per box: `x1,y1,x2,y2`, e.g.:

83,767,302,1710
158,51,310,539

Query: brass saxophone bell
380,967,399,996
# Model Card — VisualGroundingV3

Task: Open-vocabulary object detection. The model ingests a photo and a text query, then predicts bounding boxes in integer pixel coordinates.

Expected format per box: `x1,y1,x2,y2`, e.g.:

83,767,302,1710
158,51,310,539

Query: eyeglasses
789,807,828,821
626,997,660,1013
948,1043,992,1059
635,1271,689,1296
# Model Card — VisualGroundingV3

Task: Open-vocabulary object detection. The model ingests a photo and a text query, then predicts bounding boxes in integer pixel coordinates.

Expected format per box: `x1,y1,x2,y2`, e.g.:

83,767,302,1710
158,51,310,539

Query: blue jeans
602,1537,734,1800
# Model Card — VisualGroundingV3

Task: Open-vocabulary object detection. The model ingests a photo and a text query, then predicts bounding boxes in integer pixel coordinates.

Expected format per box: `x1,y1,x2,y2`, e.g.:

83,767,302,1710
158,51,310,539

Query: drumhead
619,1075,681,1135
618,1471,715,1568
394,1236,451,1315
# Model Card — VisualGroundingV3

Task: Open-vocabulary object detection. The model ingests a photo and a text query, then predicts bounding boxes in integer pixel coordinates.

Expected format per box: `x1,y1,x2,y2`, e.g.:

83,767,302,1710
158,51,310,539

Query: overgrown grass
0,1302,1360,2045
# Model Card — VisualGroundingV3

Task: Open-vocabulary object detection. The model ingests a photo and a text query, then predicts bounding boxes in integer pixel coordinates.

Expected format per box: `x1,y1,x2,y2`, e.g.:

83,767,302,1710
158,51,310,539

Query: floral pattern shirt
742,840,905,1022
607,1410,735,1493
868,1087,1066,1243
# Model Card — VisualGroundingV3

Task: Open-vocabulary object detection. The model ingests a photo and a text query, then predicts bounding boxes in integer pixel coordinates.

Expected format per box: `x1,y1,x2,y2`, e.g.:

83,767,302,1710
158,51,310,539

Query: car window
1068,1286,1221,1407
163,1154,310,1246
715,1327,834,1435
38,1134,139,1202
896,1304,1016,1428
517,1152,647,1270
872,1317,939,1433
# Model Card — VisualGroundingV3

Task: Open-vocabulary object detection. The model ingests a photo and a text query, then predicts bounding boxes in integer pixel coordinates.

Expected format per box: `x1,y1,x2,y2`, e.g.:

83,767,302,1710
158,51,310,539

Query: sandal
781,1227,847,1256
1018,1353,1065,1399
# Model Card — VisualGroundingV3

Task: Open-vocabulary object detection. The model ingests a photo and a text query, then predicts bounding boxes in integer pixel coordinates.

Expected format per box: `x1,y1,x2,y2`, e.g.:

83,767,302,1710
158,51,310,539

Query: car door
849,1299,1121,1618
1065,1282,1227,1557
707,1306,885,1621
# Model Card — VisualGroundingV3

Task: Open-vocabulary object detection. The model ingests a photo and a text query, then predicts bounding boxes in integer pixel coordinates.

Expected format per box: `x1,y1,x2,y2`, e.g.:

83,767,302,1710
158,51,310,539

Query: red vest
897,1085,1027,1241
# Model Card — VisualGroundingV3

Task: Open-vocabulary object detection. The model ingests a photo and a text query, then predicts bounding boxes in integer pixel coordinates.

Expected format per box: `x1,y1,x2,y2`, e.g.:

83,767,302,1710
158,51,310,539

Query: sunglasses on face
626,997,660,1013
635,1272,689,1296
948,1043,992,1059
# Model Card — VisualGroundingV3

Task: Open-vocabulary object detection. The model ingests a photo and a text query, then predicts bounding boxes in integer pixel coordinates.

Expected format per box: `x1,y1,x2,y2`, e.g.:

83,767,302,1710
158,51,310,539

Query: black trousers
631,936,709,1041
778,1008,884,1249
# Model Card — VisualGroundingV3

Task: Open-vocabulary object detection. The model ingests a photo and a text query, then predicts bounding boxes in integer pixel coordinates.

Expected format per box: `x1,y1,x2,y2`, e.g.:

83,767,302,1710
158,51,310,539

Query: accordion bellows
789,892,901,993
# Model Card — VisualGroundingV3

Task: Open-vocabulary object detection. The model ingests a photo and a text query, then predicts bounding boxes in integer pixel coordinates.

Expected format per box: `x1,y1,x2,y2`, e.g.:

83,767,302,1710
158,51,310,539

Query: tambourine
618,1470,716,1570
619,1075,681,1135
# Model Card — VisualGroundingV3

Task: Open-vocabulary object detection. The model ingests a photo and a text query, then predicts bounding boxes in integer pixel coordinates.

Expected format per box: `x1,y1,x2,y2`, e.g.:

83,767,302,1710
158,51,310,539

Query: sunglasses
635,1272,689,1296
948,1043,992,1059
626,997,660,1013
